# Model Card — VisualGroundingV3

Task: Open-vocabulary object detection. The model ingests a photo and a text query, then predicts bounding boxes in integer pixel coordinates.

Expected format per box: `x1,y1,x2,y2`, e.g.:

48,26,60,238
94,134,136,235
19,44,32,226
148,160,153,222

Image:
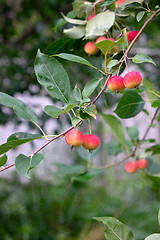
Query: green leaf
104,139,122,156
55,53,94,68
61,103,77,114
143,78,158,103
132,53,157,66
72,169,103,182
79,97,91,107
145,234,160,240
54,163,87,176
136,11,145,22
72,0,85,11
44,105,62,118
34,49,71,103
107,59,119,69
0,92,38,123
85,10,115,39
82,78,102,98
15,154,30,177
72,116,80,127
83,105,97,119
30,153,44,169
126,126,139,141
0,154,7,167
152,99,160,108
63,26,85,39
93,217,135,240
102,114,125,145
95,38,124,55
73,85,82,101
122,28,129,49
114,91,145,119
101,0,117,7
146,145,160,155
61,12,87,25
0,132,42,156
117,0,143,8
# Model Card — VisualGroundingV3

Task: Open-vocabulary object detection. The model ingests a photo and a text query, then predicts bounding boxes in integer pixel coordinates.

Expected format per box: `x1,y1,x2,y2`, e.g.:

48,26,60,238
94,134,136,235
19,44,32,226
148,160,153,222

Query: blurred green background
0,0,160,239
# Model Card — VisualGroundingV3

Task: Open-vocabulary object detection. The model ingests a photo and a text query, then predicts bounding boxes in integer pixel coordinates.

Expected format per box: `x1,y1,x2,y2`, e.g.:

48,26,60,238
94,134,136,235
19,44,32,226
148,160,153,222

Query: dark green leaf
0,92,38,123
95,38,124,55
146,145,160,155
56,53,94,68
15,154,30,177
34,50,71,103
114,91,145,119
126,126,139,141
104,139,122,156
0,132,42,156
82,78,102,98
44,105,62,118
93,217,135,240
30,153,44,169
132,53,157,66
85,11,115,39
0,154,7,167
102,114,125,145
152,99,160,108
54,163,87,176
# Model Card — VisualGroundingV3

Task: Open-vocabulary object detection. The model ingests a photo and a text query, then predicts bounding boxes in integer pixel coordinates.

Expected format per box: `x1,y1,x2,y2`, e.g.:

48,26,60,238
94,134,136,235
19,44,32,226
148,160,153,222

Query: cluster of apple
84,14,138,56
65,129,100,152
107,71,142,93
125,159,148,173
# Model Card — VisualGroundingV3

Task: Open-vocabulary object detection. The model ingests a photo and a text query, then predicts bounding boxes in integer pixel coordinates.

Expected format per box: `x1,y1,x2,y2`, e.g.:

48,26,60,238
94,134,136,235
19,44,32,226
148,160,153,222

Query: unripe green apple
82,134,100,151
65,129,84,148
125,161,138,173
123,71,142,89
137,158,148,169
84,42,99,55
107,76,125,93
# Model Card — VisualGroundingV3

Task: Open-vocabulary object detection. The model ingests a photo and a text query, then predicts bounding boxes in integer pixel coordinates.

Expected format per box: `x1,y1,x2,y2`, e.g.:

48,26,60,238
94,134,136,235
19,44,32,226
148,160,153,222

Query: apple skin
137,159,148,169
65,129,84,147
125,161,138,173
115,0,126,8
95,36,107,44
107,76,125,93
127,31,139,43
123,71,142,89
82,134,100,151
84,42,99,55
87,14,96,21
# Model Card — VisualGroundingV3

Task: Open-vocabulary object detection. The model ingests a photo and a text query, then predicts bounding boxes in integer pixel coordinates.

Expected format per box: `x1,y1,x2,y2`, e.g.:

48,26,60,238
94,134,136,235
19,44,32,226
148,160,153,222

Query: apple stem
88,118,92,134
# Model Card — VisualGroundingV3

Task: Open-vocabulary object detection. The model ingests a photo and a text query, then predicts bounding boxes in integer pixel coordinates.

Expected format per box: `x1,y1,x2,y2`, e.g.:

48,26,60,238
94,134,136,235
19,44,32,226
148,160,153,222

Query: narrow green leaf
61,103,77,114
151,99,160,108
0,92,38,123
63,26,85,39
146,144,160,155
126,126,139,141
44,105,62,118
85,10,115,39
30,153,44,169
61,12,87,25
55,53,94,68
122,28,129,49
136,11,145,22
145,234,160,240
132,53,157,66
82,78,102,98
95,38,124,55
102,114,125,145
15,154,30,177
72,169,103,182
0,154,7,167
83,105,97,119
34,50,71,103
54,163,87,176
0,132,42,156
93,217,135,240
73,85,82,101
114,91,145,119
143,78,158,103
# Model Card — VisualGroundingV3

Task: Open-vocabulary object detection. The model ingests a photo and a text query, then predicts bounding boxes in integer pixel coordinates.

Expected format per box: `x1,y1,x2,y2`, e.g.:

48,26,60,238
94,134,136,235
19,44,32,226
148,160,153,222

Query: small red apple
127,31,139,43
123,71,142,89
65,129,84,148
125,161,138,173
107,76,125,93
84,42,99,55
137,158,148,169
115,0,126,8
95,36,107,44
82,134,100,151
